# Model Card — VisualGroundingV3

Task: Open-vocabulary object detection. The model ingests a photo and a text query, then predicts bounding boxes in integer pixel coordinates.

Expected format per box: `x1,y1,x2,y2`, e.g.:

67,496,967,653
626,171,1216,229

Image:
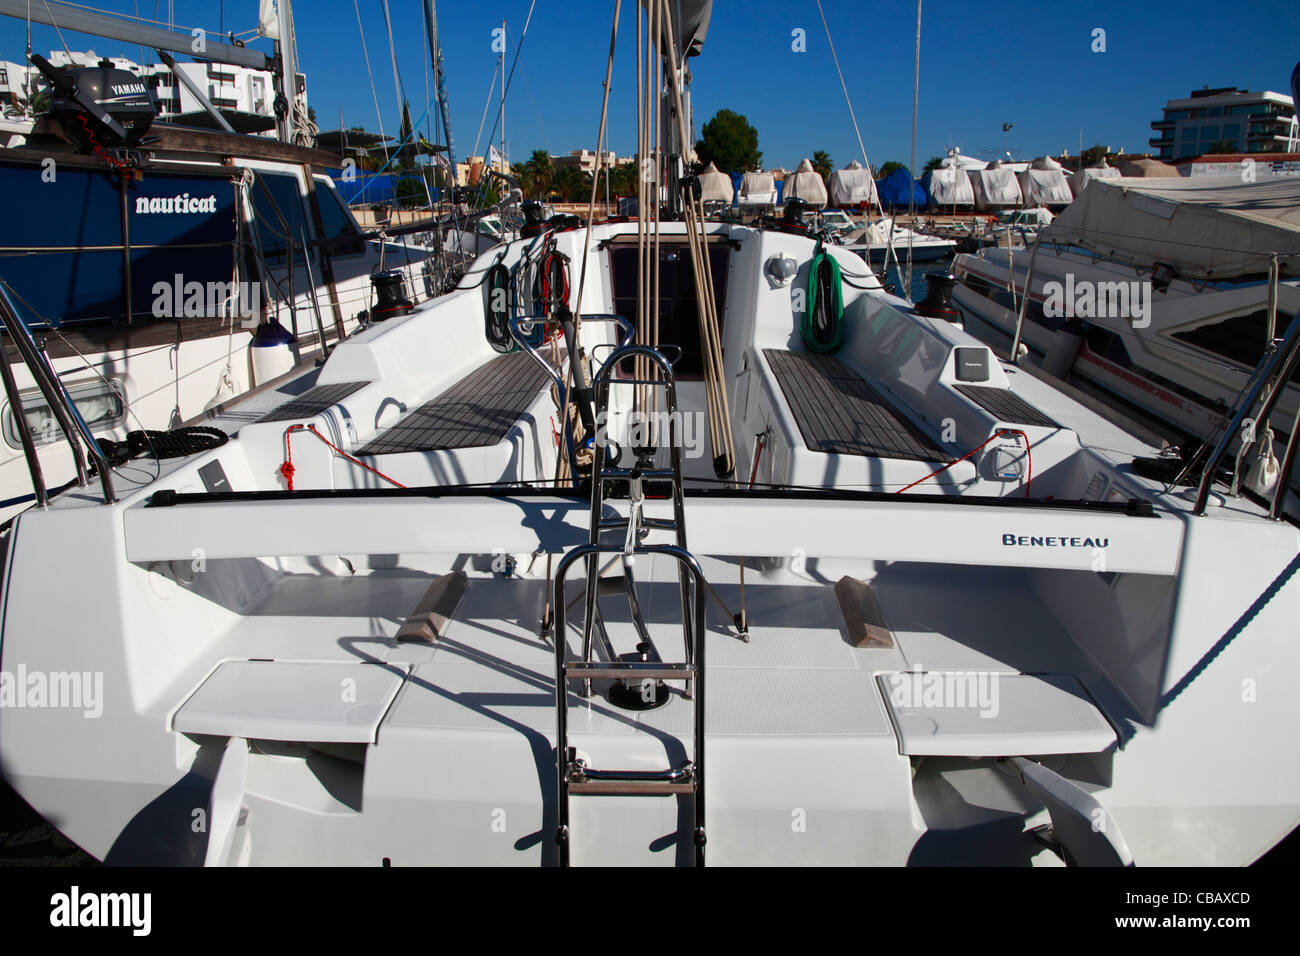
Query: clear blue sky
4,1,1299,171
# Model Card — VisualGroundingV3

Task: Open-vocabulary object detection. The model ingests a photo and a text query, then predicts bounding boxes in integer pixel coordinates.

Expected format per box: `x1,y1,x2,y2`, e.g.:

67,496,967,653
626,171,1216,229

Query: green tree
510,161,534,198
524,150,554,199
397,101,414,171
1081,143,1110,166
552,165,591,202
811,150,833,179
923,155,945,172
695,109,762,173
878,161,906,177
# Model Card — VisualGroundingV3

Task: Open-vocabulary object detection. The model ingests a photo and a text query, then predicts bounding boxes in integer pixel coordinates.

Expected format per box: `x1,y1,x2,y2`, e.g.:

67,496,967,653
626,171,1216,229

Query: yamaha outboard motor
30,53,157,149
915,271,962,322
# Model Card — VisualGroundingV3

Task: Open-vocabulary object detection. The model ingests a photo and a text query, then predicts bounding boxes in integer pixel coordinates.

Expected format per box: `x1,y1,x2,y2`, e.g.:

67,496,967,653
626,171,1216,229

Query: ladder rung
565,661,694,680
568,780,694,795
600,378,676,387
597,517,679,531
599,467,678,479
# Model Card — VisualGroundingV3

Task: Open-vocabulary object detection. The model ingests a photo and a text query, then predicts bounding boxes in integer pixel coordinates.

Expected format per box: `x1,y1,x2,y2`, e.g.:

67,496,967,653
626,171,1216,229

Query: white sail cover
1019,157,1073,207
783,159,828,207
739,170,777,204
1116,157,1180,178
1069,163,1121,197
971,161,1023,210
258,0,280,38
697,162,734,203
926,165,974,206
828,160,878,207
1041,176,1300,279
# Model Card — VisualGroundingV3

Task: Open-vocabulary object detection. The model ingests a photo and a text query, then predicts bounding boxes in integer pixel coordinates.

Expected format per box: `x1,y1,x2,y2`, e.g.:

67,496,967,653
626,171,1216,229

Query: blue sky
4,1,1299,171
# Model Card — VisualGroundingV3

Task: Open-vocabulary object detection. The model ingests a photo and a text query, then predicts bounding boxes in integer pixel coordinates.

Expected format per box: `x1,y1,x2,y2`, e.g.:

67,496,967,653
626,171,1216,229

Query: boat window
251,171,309,262
1172,310,1277,368
608,239,730,376
3,378,126,450
312,178,365,256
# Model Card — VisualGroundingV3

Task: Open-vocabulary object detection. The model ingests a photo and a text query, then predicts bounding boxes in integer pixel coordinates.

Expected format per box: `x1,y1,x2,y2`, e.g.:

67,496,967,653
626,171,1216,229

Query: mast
273,0,302,144
423,0,455,189
500,19,506,175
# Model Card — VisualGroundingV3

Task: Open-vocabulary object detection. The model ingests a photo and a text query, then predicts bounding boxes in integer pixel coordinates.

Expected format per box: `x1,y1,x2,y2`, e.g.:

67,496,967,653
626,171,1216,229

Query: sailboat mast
423,0,455,187
273,0,302,144
500,19,506,174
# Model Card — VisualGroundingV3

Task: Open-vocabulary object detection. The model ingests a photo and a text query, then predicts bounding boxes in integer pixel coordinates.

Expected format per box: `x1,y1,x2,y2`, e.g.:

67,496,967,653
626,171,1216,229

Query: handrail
0,285,116,503
0,333,47,508
1194,308,1300,515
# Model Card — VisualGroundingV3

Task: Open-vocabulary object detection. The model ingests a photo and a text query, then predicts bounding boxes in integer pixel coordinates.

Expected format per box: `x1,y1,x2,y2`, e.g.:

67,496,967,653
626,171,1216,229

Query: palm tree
510,161,534,198
524,150,554,199
811,150,833,179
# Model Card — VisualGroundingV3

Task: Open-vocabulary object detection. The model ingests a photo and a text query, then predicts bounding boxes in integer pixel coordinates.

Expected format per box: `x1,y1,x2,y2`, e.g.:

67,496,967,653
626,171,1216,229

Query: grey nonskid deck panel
953,384,1059,428
258,381,370,422
358,351,551,455
764,349,949,463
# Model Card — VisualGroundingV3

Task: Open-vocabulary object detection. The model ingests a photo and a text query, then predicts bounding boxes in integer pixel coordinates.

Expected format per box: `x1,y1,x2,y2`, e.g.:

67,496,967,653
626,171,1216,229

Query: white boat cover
1069,162,1121,197
971,161,1023,210
1041,175,1300,279
697,161,734,203
1116,157,1180,178
783,159,829,207
1019,157,1074,206
926,164,974,206
739,170,777,204
828,160,878,207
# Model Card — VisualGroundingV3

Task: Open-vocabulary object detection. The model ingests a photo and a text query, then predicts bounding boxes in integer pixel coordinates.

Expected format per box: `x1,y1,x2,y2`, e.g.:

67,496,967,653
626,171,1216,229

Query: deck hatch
173,660,409,744
953,384,1059,428
763,349,949,463
257,380,370,422
357,351,550,455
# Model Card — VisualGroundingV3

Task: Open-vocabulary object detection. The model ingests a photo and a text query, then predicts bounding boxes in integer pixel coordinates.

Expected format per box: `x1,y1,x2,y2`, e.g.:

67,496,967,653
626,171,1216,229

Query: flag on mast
488,145,504,169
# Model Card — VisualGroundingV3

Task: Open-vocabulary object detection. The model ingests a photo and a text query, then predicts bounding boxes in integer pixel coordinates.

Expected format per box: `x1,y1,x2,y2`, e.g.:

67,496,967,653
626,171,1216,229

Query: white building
44,50,290,136
1149,86,1298,160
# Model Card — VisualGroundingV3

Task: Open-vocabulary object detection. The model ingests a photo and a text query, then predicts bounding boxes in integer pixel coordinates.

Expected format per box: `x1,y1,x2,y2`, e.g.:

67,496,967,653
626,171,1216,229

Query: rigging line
906,0,922,299
470,0,538,209
353,0,393,174
378,0,408,133
814,0,872,201
39,0,73,57
471,64,500,163
574,0,622,336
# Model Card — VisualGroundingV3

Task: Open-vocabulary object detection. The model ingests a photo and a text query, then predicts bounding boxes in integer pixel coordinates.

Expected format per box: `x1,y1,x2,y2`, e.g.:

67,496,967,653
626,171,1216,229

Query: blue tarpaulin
875,168,929,210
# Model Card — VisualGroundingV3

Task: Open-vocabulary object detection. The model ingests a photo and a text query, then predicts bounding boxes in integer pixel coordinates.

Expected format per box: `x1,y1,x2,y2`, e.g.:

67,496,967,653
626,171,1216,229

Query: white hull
2,219,1297,867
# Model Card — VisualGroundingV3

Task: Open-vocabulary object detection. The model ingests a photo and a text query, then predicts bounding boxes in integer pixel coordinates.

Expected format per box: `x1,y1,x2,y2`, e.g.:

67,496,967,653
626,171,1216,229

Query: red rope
896,427,1033,496
75,115,132,177
281,424,406,490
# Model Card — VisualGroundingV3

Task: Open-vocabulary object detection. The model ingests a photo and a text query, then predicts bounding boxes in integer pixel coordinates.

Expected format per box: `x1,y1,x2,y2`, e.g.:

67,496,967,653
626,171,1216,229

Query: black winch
370,270,414,321
915,271,963,321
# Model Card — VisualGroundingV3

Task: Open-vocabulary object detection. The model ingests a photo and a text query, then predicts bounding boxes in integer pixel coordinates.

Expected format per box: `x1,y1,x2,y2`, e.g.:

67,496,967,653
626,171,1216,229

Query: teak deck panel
358,351,550,455
763,349,948,463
